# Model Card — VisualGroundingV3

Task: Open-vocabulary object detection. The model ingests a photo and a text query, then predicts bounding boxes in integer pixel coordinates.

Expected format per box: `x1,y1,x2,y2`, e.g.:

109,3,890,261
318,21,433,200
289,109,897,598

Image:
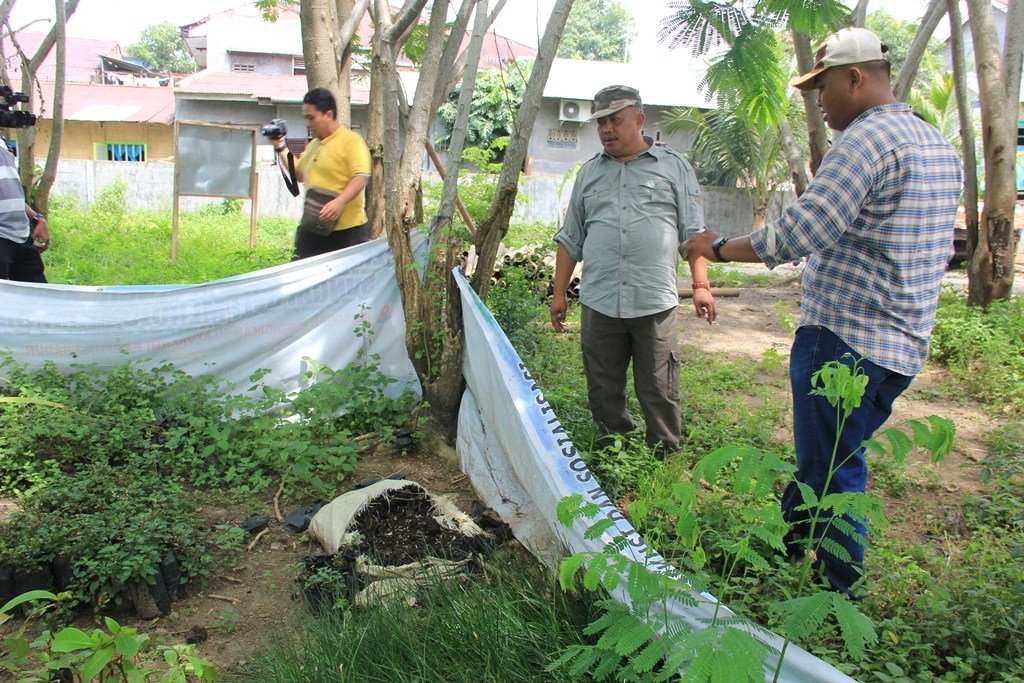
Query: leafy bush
930,292,1024,412
485,266,549,357
552,362,957,682
0,461,214,609
436,65,531,153
0,591,218,681
0,338,416,500
422,139,513,236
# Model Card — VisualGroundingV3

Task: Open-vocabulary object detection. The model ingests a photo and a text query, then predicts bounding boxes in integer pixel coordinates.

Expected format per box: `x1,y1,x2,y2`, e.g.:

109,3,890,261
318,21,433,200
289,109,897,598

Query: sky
8,0,941,54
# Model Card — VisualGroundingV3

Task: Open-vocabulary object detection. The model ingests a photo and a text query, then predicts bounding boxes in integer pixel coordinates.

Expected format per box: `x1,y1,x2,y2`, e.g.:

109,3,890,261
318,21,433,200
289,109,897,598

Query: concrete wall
496,172,794,235
50,158,305,218
228,52,294,76
48,159,791,236
33,121,174,161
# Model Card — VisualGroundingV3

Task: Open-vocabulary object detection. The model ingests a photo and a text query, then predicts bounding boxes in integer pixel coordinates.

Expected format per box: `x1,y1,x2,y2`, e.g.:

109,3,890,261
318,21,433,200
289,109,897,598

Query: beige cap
790,27,888,91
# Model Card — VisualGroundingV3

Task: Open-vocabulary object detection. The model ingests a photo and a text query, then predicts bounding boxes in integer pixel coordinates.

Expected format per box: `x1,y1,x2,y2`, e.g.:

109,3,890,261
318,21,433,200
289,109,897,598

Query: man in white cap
551,85,716,457
685,28,962,598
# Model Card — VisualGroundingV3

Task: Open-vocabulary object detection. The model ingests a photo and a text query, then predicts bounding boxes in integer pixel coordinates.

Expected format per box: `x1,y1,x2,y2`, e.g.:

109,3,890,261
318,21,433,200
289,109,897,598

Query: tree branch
893,0,947,102
1001,0,1024,109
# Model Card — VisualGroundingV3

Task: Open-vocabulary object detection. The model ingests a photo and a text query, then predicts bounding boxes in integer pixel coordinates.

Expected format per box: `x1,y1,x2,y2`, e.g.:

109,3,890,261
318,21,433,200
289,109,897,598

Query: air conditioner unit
559,99,589,123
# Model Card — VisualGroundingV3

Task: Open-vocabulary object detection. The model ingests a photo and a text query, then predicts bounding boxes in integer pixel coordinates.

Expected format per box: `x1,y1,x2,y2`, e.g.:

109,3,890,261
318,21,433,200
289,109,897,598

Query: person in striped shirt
684,27,963,598
0,139,48,282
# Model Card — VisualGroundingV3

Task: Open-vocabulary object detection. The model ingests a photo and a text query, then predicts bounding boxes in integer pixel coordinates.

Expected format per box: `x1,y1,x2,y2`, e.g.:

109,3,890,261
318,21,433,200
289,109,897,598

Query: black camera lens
260,118,287,139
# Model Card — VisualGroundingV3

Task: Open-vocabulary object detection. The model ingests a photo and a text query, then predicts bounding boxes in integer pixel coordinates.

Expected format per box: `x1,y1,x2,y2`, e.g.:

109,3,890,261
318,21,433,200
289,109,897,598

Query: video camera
0,84,36,129
260,118,287,139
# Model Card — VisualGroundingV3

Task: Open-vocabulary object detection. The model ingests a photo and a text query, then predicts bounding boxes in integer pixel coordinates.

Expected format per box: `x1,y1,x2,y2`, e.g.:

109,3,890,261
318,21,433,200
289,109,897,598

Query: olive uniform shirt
554,145,704,319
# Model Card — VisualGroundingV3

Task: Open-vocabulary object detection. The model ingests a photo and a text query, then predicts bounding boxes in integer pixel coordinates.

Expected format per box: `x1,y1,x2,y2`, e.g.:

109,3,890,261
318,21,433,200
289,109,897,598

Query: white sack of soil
308,479,486,555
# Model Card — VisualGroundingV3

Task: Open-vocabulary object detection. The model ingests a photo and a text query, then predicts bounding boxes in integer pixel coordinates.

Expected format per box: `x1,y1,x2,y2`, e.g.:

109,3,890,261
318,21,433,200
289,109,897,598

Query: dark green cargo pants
580,304,681,454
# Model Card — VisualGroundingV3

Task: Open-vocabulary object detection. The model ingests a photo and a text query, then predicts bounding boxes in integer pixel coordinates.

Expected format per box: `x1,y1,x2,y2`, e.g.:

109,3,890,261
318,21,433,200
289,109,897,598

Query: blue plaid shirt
749,102,962,375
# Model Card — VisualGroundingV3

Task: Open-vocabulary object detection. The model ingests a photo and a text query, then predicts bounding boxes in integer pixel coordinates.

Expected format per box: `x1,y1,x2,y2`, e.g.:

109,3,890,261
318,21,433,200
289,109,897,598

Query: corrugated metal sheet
542,57,711,110
174,70,371,105
34,82,176,124
2,32,120,84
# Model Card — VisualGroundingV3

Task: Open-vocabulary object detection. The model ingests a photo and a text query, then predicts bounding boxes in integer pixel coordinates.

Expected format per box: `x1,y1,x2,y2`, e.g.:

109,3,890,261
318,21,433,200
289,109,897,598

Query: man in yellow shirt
271,87,372,259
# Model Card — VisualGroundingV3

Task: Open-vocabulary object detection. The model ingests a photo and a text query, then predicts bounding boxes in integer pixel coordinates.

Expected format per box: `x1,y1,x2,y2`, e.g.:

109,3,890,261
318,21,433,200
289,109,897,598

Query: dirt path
683,273,998,532
121,441,477,674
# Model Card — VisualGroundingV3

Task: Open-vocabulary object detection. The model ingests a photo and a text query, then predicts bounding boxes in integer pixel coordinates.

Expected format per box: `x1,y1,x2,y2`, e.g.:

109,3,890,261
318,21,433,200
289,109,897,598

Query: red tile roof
2,32,121,84
175,70,370,104
32,82,176,124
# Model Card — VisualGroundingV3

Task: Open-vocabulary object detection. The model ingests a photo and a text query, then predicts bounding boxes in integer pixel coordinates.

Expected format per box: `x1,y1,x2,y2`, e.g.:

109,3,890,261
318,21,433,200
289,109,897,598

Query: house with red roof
4,32,177,162
174,3,536,157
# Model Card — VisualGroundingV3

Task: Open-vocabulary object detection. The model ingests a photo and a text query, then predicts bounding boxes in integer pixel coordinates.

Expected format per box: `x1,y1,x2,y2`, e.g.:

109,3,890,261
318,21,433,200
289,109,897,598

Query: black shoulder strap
278,150,300,197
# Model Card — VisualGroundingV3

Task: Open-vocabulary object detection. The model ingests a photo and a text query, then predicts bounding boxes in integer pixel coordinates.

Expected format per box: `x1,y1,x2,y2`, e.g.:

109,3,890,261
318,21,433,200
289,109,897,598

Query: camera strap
277,150,300,197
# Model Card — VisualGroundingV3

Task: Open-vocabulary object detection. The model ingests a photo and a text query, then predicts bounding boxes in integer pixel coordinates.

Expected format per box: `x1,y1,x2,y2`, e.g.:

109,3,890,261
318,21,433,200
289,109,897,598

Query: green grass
231,549,598,683
495,258,1024,682
676,261,795,288
44,183,294,285
930,289,1024,413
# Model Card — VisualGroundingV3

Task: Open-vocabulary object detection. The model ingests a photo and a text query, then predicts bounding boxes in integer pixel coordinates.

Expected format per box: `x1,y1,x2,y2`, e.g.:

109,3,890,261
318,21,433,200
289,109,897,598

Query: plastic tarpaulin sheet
0,238,420,399
453,267,856,683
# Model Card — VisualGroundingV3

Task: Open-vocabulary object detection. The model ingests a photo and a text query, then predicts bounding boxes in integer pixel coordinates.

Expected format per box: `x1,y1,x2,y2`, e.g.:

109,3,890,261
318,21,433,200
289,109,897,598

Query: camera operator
0,136,48,283
269,87,371,259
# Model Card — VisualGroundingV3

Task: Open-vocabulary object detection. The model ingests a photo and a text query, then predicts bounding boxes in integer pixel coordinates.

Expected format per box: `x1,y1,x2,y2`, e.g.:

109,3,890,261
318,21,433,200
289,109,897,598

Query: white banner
0,238,420,400
454,267,855,683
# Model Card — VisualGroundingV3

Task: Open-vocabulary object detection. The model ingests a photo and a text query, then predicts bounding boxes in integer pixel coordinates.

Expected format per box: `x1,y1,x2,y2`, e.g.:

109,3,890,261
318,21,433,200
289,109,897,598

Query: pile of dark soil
349,486,482,566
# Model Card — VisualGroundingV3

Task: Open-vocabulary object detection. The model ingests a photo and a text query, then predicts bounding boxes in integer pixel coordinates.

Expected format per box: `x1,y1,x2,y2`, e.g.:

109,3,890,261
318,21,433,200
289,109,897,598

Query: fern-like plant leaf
769,592,833,640
832,593,877,660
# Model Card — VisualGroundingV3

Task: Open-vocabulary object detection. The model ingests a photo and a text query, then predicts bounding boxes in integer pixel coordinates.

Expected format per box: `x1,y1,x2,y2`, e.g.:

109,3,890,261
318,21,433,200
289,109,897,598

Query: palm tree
908,72,966,154
658,0,852,127
665,107,788,228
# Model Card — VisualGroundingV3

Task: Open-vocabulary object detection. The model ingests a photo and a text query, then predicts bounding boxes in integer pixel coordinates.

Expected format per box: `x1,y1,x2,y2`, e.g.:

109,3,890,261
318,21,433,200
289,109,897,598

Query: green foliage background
436,66,530,155
556,0,635,62
125,21,198,74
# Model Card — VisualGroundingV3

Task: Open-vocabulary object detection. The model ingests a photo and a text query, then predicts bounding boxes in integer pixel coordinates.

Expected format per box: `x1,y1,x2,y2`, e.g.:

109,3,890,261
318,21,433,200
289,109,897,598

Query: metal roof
2,32,121,84
543,57,712,110
174,70,371,105
34,82,176,124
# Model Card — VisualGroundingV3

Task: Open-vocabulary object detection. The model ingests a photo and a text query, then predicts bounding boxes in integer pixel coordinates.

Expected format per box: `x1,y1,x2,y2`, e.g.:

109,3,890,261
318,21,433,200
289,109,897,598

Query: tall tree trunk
965,0,1022,304
792,30,829,175
8,0,80,200
32,0,67,214
1004,0,1024,94
778,118,808,196
893,0,947,101
366,20,387,237
387,0,448,373
421,0,490,442
335,0,369,127
470,0,575,298
366,0,426,238
301,0,343,107
428,0,477,112
948,0,979,268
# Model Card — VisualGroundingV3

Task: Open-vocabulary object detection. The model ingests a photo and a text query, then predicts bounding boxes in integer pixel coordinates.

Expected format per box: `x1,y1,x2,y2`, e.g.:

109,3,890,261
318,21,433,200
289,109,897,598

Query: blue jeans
781,326,913,597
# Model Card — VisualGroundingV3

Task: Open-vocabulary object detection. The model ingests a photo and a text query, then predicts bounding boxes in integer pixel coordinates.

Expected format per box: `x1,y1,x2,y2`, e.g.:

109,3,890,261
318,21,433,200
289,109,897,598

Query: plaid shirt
750,102,962,375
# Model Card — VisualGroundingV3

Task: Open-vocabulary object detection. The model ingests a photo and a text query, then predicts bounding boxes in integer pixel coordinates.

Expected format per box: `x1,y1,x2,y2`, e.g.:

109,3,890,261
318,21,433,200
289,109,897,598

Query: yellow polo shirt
299,127,371,231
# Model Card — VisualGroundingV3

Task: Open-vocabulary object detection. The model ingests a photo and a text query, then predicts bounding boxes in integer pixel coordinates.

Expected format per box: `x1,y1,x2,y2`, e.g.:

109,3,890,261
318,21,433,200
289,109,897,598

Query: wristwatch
29,213,44,228
711,236,730,263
